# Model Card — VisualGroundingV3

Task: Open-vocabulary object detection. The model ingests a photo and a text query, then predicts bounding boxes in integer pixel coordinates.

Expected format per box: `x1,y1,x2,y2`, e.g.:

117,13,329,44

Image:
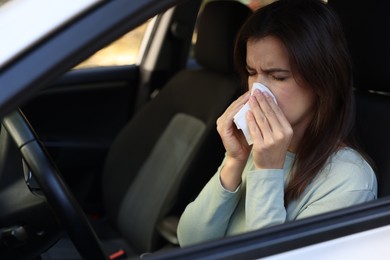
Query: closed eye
265,68,291,82
271,74,288,81
246,66,257,76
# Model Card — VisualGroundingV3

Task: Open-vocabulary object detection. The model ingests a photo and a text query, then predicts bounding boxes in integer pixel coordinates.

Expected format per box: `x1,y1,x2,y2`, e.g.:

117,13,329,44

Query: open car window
74,19,154,69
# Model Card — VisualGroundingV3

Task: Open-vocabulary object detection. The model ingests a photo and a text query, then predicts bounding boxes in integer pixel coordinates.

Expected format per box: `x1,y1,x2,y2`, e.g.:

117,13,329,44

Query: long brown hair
234,0,365,204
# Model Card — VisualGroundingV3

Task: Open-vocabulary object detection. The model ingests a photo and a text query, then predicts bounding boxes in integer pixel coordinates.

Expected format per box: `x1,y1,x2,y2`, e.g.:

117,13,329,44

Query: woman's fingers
228,91,251,115
217,91,249,123
247,90,293,169
247,89,293,149
217,91,249,133
248,91,276,141
254,90,280,129
259,90,291,131
246,109,264,142
216,91,252,162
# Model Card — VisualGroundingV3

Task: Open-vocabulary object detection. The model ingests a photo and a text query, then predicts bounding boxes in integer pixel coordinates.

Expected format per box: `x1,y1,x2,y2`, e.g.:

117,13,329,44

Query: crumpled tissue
233,82,277,145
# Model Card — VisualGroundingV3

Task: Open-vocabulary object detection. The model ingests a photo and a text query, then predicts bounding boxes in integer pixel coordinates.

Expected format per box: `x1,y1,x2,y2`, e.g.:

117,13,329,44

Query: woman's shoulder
318,147,377,191
330,147,373,172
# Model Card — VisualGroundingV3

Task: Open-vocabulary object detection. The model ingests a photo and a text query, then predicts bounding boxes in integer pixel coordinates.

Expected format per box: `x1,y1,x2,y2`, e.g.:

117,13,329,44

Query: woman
177,0,377,247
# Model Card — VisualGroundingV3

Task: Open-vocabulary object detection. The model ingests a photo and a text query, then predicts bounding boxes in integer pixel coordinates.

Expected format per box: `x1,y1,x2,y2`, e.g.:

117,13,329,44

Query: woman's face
246,36,316,135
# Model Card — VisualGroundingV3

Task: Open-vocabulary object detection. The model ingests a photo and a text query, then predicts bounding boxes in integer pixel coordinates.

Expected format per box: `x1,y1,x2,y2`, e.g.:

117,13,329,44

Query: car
0,0,390,259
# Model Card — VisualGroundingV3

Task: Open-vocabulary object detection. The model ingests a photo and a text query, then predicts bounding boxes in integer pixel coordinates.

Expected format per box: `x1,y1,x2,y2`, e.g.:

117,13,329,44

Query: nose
249,75,267,92
254,74,269,87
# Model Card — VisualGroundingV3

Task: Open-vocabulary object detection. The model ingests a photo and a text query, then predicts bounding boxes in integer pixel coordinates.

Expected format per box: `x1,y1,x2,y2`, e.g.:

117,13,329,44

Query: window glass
74,1,283,70
75,20,151,69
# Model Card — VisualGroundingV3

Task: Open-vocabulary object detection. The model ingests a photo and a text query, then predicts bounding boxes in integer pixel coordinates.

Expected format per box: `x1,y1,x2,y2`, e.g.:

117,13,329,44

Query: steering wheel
2,109,108,260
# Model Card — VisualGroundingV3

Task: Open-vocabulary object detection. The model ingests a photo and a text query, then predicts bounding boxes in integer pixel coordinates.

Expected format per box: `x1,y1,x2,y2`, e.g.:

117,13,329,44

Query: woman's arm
177,166,242,247
245,169,287,231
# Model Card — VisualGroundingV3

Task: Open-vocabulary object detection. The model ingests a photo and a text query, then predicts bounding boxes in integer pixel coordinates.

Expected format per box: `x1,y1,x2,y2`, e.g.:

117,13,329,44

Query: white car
0,0,389,259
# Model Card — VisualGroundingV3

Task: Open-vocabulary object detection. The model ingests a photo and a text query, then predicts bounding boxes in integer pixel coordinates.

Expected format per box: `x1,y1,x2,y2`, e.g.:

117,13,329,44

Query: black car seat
328,0,390,197
100,0,252,256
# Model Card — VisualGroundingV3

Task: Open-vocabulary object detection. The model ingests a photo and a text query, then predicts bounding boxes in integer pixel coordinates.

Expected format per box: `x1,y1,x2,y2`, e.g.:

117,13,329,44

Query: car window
74,0,272,70
74,19,153,69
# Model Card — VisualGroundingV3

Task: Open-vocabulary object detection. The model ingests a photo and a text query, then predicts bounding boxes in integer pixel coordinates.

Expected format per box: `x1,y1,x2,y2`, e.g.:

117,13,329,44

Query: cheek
275,96,292,120
274,90,315,124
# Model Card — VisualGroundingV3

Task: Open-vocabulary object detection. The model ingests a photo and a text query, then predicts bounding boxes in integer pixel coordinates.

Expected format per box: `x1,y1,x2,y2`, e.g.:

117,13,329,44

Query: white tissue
233,82,277,145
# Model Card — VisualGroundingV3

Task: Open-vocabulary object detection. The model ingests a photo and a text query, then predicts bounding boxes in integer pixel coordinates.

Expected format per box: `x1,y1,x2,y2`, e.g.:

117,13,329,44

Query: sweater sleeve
245,169,287,231
177,163,242,247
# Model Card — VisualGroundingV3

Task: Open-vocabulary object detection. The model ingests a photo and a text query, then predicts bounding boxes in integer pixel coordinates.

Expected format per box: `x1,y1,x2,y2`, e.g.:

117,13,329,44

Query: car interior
1,0,390,259
20,0,252,258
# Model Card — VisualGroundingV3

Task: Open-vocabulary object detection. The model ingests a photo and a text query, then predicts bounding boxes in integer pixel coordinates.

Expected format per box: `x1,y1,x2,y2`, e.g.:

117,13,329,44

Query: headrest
194,1,252,74
328,0,390,92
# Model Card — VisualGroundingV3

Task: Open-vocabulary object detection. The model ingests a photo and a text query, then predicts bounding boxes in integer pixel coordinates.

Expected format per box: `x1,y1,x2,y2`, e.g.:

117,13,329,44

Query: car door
21,65,141,211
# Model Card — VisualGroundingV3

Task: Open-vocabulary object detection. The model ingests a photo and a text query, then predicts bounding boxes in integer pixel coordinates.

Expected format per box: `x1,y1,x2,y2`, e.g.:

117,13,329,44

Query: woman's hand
217,91,252,163
216,92,252,190
247,89,293,169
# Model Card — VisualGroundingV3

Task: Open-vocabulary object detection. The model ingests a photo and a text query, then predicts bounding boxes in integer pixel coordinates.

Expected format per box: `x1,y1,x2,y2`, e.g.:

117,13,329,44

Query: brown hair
234,0,366,204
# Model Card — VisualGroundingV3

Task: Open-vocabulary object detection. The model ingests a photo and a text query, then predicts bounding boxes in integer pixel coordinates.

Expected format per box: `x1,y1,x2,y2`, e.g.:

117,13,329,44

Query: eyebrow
263,68,291,73
246,65,290,73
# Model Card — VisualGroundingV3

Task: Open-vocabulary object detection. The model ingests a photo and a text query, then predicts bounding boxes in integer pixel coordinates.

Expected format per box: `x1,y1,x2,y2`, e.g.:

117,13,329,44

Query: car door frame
150,197,390,259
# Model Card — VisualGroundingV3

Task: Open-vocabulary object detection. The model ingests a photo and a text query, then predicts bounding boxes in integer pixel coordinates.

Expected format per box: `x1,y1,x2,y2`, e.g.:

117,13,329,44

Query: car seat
100,1,252,256
42,1,252,258
328,0,390,197
99,0,252,257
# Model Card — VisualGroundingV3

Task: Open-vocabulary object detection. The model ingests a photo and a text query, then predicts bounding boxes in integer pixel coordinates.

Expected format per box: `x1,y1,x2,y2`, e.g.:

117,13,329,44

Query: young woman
177,0,377,247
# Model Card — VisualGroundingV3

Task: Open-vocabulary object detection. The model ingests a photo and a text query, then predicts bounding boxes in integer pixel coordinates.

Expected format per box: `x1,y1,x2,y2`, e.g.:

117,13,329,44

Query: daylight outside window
75,21,151,69
74,0,277,70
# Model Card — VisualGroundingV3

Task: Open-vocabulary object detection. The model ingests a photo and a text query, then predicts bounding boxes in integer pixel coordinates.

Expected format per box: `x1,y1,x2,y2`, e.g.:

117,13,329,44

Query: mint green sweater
177,148,377,247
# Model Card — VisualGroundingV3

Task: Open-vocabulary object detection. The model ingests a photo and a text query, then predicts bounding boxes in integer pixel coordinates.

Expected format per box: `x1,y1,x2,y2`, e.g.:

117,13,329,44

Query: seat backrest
328,0,390,197
101,1,251,253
